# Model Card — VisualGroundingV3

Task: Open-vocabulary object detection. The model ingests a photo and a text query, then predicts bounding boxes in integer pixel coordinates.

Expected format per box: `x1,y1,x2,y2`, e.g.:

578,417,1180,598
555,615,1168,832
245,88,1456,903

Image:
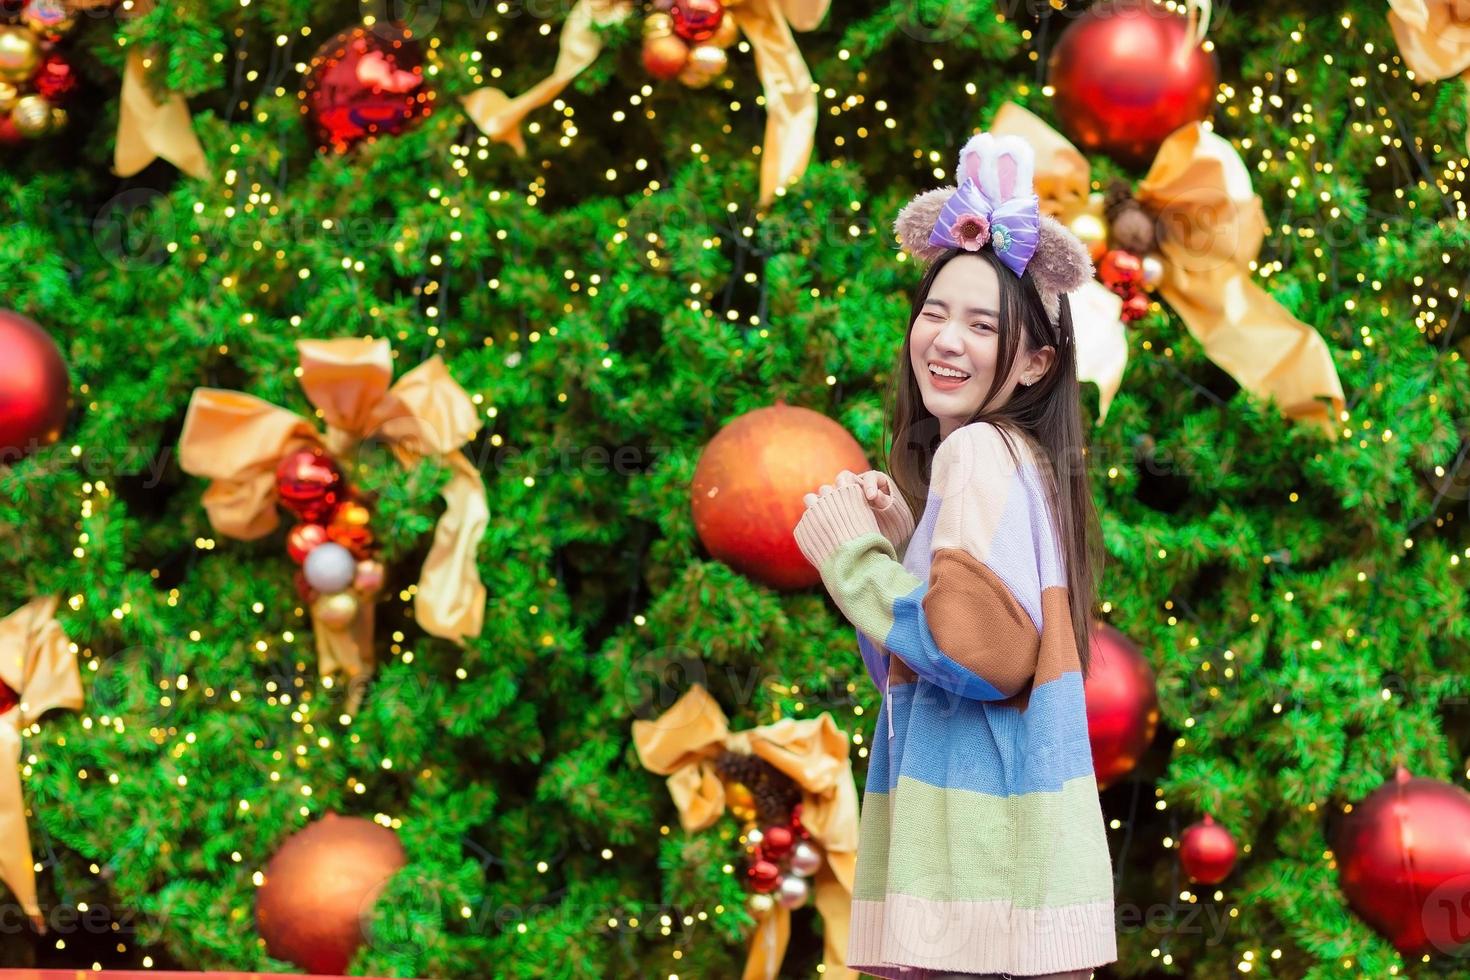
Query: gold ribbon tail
461,0,633,156
0,721,40,930
730,0,817,205
115,49,209,179
0,596,83,930
742,904,789,980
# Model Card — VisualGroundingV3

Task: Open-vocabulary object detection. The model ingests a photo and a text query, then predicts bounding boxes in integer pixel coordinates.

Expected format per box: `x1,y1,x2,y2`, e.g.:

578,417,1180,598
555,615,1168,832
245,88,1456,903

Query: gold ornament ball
48,106,65,132
0,26,41,85
726,781,757,822
313,591,359,629
677,45,727,88
11,95,52,138
643,11,675,37
746,892,774,916
1068,212,1108,264
708,14,740,48
0,82,17,113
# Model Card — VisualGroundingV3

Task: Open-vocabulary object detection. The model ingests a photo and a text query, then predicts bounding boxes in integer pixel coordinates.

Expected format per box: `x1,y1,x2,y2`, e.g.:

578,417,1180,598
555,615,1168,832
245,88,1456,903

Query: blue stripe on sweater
886,581,1011,701
866,671,1095,797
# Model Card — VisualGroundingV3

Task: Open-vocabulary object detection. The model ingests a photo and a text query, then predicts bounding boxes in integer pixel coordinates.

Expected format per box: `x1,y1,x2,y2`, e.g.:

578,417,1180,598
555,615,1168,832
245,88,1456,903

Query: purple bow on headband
927,178,1042,278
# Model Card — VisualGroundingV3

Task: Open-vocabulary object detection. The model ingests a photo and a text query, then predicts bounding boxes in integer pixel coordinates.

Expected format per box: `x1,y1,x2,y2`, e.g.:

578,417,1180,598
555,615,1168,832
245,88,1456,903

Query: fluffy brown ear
893,186,954,264
1028,215,1093,296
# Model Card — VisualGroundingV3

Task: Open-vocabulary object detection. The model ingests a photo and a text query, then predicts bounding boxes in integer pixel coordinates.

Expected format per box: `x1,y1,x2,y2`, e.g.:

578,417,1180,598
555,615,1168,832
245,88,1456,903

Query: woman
794,132,1115,979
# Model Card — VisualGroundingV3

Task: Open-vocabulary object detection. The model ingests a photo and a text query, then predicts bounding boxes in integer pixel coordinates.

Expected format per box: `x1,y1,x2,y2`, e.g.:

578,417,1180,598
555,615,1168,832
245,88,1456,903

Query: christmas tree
1,0,1469,976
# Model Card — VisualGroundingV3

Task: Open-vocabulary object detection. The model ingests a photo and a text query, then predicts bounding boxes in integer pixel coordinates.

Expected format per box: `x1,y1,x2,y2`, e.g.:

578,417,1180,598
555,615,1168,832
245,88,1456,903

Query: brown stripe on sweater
1034,586,1081,689
922,549,1040,698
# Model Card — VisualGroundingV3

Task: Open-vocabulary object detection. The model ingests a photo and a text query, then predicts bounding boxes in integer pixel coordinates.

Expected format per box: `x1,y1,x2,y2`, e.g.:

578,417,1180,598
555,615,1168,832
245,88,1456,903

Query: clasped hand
803,469,897,510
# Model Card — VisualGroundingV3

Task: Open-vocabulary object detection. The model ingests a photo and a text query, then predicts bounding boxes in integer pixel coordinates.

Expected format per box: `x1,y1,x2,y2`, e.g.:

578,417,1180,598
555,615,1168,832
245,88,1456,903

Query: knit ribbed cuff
872,494,916,553
794,483,884,569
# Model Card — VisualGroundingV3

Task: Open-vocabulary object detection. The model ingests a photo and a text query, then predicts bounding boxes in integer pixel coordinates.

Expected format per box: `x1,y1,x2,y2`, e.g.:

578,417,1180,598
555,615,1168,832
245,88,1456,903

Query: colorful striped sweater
793,421,1117,979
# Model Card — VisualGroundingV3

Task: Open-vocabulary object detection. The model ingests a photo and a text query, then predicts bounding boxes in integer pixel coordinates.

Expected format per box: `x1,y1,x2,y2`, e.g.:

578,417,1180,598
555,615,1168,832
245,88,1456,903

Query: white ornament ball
1141,252,1166,291
776,874,809,909
747,892,774,916
303,542,356,593
745,828,764,852
789,840,823,877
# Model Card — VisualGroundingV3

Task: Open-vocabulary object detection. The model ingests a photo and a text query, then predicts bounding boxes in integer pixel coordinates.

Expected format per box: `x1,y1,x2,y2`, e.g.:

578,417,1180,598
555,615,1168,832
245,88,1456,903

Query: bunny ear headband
893,131,1093,326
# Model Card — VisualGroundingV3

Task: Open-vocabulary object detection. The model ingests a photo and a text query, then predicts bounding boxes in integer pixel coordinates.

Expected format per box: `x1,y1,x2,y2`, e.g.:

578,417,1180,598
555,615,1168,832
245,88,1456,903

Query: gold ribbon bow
993,101,1346,435
0,596,83,931
178,339,488,708
114,0,208,179
631,684,859,980
462,0,830,205
1388,0,1470,158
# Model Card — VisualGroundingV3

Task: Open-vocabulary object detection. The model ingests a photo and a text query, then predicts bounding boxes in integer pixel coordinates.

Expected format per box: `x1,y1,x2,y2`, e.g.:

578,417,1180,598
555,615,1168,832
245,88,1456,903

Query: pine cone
714,750,802,826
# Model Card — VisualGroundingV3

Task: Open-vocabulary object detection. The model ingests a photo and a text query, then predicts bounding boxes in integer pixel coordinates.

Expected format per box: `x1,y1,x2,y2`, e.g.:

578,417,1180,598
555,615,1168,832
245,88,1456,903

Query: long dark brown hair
882,247,1103,677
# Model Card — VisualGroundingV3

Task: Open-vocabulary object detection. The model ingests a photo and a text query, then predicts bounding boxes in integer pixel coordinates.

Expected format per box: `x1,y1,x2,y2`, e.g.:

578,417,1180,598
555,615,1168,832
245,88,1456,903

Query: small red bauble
760,824,795,861
1178,814,1237,885
300,21,435,153
670,0,723,43
1084,622,1160,790
642,33,689,80
0,309,69,463
1046,1,1217,168
745,859,781,893
790,802,811,840
1336,767,1470,956
32,53,75,102
0,679,18,716
690,402,871,590
274,448,345,523
1120,292,1151,323
1097,249,1144,294
286,523,330,563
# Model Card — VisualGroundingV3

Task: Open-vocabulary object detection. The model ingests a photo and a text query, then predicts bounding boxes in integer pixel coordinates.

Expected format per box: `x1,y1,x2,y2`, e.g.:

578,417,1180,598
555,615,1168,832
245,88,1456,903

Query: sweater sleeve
793,423,1044,702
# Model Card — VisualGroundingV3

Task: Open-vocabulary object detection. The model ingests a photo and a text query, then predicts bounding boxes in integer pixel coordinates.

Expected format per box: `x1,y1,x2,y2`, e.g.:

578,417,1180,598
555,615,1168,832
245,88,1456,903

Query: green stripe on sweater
855,774,1114,907
819,531,922,647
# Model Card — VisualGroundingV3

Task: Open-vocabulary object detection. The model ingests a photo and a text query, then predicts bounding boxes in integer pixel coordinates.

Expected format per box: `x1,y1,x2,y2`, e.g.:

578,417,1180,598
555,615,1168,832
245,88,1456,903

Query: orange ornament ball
642,32,690,80
690,402,870,590
255,813,406,974
1083,622,1160,790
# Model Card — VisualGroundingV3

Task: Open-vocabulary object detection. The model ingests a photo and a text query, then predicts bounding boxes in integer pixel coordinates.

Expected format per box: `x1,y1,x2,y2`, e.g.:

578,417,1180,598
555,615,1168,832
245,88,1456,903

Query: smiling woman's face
909,253,1037,439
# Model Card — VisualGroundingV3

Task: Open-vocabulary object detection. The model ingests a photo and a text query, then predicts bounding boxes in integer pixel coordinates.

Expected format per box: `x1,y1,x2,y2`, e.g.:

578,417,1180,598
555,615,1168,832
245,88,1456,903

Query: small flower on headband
950,212,990,251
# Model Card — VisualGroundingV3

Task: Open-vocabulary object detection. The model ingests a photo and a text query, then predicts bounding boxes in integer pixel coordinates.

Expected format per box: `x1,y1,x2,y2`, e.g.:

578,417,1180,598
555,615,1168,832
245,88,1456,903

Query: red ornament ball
275,448,345,523
300,21,435,153
1178,815,1237,885
690,402,871,590
1097,249,1144,295
256,813,407,974
670,0,723,43
1120,292,1151,323
1046,1,1217,168
0,679,18,717
760,824,795,861
0,309,69,463
746,858,781,893
642,32,689,80
286,522,330,564
1336,767,1470,957
32,53,75,102
1084,622,1160,790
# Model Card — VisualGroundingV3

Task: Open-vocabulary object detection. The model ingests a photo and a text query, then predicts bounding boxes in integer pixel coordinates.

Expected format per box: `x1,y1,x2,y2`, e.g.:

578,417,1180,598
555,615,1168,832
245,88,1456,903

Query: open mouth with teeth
928,363,972,382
